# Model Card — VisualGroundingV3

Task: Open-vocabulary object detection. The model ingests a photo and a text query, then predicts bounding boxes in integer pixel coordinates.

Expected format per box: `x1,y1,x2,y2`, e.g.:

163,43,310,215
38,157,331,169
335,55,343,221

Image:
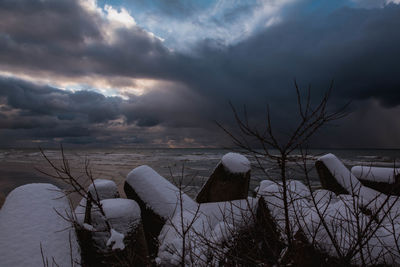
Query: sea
0,148,399,206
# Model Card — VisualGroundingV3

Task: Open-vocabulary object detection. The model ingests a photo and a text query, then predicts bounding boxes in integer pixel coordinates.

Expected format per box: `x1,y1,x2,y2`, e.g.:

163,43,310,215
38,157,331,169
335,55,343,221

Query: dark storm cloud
0,0,171,78
0,0,101,44
121,84,207,128
179,4,400,110
1,0,398,107
0,77,122,123
0,77,120,146
0,77,211,147
1,0,400,147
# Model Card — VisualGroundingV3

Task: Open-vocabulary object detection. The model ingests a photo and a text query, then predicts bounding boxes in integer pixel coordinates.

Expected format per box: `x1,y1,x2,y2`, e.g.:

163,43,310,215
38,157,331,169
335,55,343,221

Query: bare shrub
38,147,148,267
215,81,400,266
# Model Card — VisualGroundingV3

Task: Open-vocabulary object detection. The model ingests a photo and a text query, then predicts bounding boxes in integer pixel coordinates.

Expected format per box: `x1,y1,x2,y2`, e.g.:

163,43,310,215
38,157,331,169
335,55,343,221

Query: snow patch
90,198,141,234
107,229,125,250
221,152,250,174
90,198,141,251
83,223,95,232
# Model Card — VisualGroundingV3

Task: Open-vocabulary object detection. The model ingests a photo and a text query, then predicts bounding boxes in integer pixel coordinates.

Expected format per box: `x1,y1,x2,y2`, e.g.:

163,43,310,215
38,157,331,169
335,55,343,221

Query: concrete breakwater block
315,154,356,195
75,179,120,225
0,183,80,267
124,165,196,257
196,152,251,203
351,166,400,195
80,198,149,266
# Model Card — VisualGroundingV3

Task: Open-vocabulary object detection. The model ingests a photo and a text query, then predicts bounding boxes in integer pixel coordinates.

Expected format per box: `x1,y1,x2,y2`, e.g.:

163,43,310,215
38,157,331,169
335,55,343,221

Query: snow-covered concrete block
157,198,257,266
124,165,196,256
254,179,276,197
351,166,400,195
92,198,141,236
0,183,80,267
196,152,251,203
316,153,362,195
85,198,149,266
253,175,400,265
74,179,120,225
315,154,394,212
351,166,399,184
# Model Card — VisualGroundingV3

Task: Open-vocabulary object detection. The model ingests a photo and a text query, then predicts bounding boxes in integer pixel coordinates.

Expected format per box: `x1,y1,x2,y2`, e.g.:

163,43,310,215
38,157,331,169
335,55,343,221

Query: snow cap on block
317,153,362,193
75,179,120,225
221,152,250,174
88,179,119,201
0,183,80,267
126,165,196,219
351,166,399,184
101,198,141,233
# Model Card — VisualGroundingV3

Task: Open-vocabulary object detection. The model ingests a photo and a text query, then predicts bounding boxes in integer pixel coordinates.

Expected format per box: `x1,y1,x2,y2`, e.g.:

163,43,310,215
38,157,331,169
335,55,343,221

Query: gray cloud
0,76,217,147
0,78,122,123
0,0,400,147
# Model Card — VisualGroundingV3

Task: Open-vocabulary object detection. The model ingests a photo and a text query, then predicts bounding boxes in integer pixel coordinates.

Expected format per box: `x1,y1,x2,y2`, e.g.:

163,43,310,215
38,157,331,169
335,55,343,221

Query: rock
124,165,196,257
196,152,251,203
0,183,80,267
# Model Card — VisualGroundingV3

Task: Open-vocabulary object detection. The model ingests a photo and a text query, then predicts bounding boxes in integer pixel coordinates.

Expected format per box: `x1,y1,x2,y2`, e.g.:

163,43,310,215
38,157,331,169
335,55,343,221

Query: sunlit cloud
78,0,163,44
0,70,169,98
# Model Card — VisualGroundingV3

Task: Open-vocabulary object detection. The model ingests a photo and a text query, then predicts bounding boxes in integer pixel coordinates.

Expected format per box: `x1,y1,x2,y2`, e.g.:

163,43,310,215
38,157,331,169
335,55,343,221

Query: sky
0,0,399,148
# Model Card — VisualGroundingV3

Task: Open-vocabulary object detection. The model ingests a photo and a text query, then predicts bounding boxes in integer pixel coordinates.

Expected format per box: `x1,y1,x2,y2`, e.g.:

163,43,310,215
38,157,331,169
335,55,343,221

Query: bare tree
217,80,348,245
216,80,400,266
